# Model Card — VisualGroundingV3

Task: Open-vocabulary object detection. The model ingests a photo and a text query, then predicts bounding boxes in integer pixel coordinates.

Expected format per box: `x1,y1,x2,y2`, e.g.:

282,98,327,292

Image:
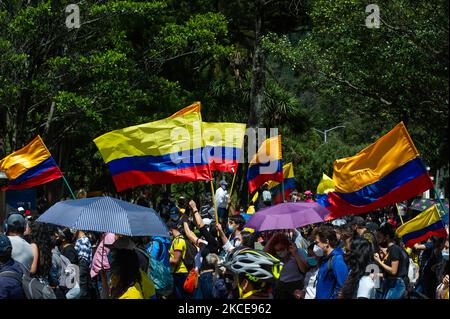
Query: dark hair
339,237,374,299
377,222,396,241
240,231,254,249
30,222,55,278
60,228,74,244
229,215,245,230
7,220,25,235
266,233,291,256
110,249,141,299
312,224,339,248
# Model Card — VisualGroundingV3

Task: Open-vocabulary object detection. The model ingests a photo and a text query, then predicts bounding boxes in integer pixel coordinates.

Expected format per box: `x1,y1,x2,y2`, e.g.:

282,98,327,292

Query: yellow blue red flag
93,102,212,192
0,136,63,190
202,122,246,173
246,135,283,194
396,205,447,247
318,122,434,220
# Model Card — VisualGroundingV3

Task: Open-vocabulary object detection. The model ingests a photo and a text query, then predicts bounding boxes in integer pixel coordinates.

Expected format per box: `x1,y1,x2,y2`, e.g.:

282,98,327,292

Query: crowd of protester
0,183,448,300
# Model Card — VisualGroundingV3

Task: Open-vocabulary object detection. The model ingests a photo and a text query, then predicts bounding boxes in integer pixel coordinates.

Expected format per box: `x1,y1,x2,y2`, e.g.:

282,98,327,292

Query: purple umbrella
245,202,330,231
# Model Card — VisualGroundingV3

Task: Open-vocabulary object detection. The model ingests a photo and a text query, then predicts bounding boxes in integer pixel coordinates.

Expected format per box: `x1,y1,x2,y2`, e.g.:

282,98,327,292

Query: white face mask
276,250,288,259
313,244,324,257
442,249,449,261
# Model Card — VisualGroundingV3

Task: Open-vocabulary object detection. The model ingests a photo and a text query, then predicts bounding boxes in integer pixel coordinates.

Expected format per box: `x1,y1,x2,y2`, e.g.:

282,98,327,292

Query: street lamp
313,126,346,143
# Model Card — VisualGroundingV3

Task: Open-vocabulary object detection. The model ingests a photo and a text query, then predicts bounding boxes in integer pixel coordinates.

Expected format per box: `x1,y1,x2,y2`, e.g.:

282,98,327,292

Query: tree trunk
248,0,266,129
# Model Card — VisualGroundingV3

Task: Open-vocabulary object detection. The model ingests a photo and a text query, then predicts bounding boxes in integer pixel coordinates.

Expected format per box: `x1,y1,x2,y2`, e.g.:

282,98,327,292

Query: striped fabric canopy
37,197,169,237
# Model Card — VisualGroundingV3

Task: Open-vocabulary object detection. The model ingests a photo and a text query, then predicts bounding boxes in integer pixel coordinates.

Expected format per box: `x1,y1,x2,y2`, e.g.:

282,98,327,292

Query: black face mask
55,239,63,247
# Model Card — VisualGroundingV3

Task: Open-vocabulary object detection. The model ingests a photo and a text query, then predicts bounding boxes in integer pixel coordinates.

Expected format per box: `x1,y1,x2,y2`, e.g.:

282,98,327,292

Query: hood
0,259,24,275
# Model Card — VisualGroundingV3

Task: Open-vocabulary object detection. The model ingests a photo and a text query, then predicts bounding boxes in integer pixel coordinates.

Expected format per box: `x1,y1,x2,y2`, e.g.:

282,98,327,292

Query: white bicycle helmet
224,248,282,282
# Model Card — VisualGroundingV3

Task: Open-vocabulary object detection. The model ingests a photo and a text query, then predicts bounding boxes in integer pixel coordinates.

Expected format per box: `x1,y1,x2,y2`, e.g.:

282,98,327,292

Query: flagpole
433,188,447,218
39,136,76,200
395,203,405,225
207,166,219,227
229,167,237,198
281,181,286,202
62,175,76,199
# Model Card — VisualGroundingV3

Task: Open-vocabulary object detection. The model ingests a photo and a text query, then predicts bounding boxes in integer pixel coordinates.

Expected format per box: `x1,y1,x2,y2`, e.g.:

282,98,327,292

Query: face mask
276,250,288,259
442,249,449,261
170,213,179,221
313,244,324,257
307,257,318,267
227,224,235,233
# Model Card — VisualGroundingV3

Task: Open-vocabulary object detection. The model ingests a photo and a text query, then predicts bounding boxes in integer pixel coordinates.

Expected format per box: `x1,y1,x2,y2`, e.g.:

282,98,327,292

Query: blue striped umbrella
37,196,169,237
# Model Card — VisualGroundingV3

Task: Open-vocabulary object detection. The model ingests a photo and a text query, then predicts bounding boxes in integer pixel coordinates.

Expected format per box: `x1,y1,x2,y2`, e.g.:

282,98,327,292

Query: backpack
52,249,76,288
408,258,419,284
175,235,197,271
149,238,170,263
0,265,57,299
135,247,173,297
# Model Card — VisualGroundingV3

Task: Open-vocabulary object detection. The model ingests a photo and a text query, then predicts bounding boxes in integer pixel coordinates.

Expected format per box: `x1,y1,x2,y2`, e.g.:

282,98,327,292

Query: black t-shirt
61,244,79,265
384,244,409,279
198,225,220,272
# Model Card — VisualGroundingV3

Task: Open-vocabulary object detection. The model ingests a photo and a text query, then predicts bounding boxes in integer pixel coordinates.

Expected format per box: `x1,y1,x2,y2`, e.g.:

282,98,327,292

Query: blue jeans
383,278,406,299
173,273,189,299
194,272,214,299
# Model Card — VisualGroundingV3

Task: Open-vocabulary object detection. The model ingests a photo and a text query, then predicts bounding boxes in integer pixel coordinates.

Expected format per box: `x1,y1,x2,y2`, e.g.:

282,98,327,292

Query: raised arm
181,214,201,248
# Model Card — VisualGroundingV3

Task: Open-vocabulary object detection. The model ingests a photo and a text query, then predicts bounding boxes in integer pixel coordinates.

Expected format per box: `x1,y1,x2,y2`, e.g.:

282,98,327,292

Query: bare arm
170,250,181,266
181,215,200,248
30,243,39,275
189,200,205,229
216,223,229,246
374,253,399,276
289,244,308,273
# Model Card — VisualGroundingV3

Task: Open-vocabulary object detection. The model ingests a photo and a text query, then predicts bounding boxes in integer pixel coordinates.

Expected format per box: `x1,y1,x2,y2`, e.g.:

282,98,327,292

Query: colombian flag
319,122,434,220
202,122,246,173
94,102,212,192
247,135,284,194
315,173,335,207
0,136,63,190
396,205,447,247
268,162,296,203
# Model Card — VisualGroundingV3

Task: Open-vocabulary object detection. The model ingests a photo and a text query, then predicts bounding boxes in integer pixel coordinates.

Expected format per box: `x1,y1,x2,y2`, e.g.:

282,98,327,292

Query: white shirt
357,275,376,299
8,235,34,270
215,187,229,209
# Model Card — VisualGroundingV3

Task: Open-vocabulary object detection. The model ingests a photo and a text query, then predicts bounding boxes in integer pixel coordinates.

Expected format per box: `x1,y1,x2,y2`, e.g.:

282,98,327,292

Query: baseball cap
7,213,26,228
0,234,12,257
352,216,366,228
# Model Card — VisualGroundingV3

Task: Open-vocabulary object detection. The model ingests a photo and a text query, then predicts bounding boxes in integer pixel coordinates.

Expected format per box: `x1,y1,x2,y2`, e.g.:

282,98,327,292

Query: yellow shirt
112,270,156,299
170,236,188,273
246,205,255,214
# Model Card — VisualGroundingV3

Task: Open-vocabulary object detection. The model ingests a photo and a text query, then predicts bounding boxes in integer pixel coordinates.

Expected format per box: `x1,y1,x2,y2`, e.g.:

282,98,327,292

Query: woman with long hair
29,222,56,283
339,237,376,299
374,222,410,299
265,232,307,299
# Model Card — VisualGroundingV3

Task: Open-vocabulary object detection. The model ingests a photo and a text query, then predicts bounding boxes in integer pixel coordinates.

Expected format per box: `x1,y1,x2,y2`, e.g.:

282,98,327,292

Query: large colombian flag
0,136,63,190
247,135,284,194
396,205,447,247
202,122,246,173
319,122,434,220
93,102,212,192
267,162,296,203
